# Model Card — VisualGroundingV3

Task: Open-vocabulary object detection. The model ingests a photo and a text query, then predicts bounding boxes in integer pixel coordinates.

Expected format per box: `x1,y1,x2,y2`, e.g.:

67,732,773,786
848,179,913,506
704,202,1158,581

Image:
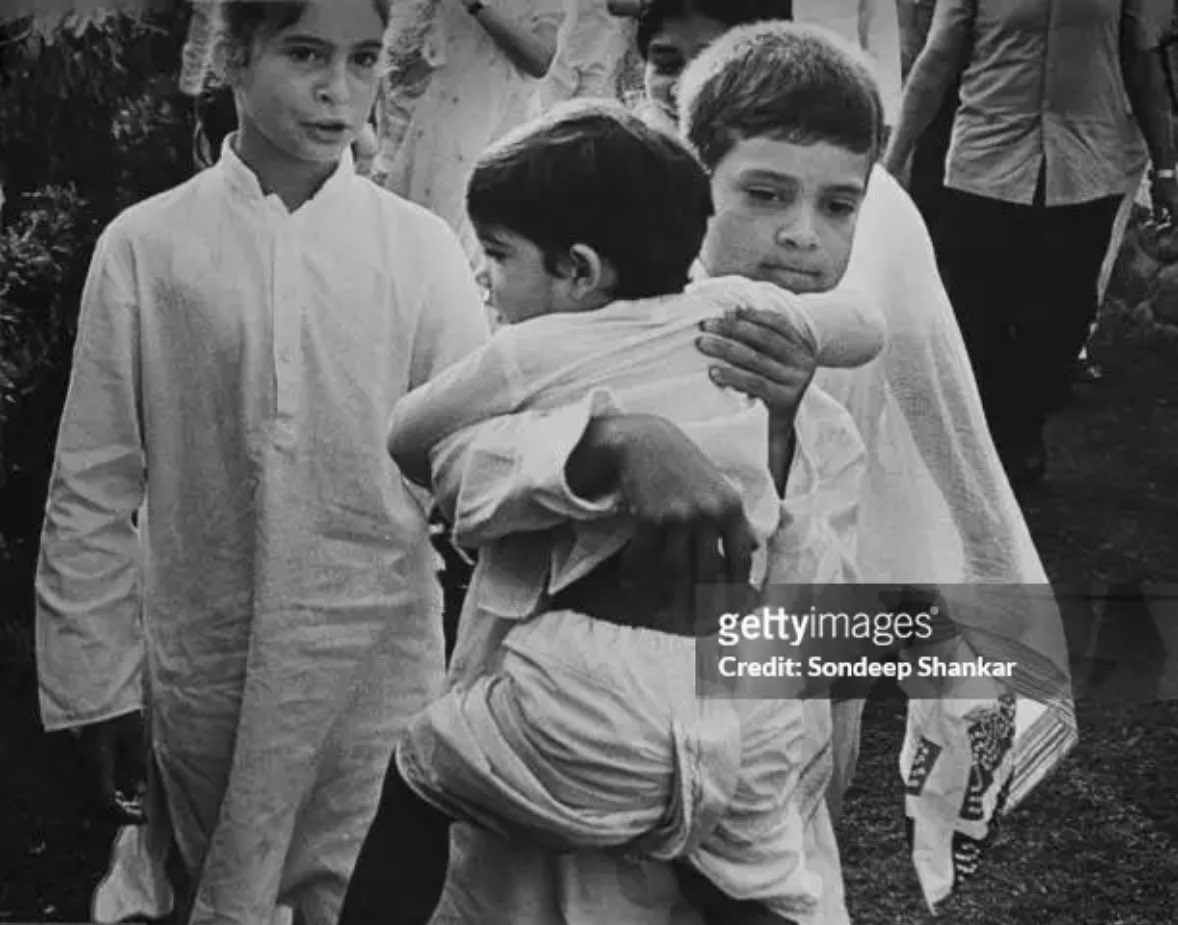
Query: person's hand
1150,170,1178,226
77,712,147,824
567,414,757,635
696,305,817,430
610,414,756,584
352,123,379,178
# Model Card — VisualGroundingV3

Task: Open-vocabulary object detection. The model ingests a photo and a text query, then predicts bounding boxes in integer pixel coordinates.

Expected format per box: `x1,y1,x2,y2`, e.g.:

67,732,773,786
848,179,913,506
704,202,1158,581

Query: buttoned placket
268,197,303,449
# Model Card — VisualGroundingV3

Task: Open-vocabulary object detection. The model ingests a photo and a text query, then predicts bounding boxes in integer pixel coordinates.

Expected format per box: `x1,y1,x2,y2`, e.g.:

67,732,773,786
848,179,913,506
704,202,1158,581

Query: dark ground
1,308,1176,923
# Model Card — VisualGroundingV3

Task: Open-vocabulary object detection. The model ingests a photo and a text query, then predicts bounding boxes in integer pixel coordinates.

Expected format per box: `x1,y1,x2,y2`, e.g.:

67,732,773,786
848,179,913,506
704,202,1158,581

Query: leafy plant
0,6,195,660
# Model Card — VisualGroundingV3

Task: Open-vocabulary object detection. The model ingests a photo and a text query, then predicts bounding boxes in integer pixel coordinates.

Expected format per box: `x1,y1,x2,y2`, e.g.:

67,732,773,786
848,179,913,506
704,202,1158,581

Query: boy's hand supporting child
565,413,756,635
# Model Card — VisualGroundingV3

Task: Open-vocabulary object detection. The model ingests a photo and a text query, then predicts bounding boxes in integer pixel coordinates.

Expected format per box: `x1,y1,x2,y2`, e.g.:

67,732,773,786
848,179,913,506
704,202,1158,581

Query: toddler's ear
565,243,617,297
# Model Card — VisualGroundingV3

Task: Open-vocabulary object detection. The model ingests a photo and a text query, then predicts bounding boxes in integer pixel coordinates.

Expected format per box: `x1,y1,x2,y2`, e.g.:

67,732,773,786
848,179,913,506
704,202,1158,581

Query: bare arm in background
460,0,558,78
883,0,973,180
1122,0,1178,220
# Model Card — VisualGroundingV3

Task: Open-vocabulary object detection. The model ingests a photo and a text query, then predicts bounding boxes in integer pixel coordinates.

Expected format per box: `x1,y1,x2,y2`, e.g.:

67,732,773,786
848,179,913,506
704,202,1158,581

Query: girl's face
231,0,385,168
643,13,727,125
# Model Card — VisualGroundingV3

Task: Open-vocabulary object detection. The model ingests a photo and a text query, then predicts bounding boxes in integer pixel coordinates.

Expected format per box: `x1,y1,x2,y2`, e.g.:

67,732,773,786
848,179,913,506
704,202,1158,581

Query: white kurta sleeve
430,389,623,546
389,336,519,468
397,215,491,486
407,216,490,389
35,225,147,732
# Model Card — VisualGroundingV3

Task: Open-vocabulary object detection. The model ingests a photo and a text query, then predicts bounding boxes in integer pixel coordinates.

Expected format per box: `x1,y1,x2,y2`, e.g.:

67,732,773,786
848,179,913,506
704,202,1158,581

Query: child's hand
696,305,817,430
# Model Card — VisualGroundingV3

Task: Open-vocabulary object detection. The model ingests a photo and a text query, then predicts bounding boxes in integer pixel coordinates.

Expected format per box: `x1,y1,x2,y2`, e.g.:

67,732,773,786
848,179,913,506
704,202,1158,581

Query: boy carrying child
341,24,887,925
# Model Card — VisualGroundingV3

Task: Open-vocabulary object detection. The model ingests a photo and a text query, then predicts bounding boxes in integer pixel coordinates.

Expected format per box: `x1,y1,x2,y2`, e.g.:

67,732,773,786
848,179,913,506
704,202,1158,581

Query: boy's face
644,13,727,127
700,136,870,293
475,226,565,325
233,0,385,167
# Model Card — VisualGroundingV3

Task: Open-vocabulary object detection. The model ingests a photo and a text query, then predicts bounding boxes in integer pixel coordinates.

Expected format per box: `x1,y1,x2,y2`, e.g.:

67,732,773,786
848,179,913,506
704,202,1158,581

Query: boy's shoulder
102,170,216,244
361,178,457,238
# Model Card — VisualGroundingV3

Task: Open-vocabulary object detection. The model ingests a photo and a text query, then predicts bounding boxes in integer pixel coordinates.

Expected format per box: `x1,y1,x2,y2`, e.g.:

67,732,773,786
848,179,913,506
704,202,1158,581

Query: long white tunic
375,0,565,261
35,143,488,925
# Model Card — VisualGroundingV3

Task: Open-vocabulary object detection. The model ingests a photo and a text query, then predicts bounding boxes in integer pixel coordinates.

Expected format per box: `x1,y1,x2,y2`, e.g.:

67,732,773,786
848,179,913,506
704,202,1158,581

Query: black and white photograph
0,1,1176,923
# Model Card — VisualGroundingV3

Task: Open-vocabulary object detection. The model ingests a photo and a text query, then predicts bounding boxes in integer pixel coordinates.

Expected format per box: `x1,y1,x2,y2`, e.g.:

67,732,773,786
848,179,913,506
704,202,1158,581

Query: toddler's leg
338,750,452,925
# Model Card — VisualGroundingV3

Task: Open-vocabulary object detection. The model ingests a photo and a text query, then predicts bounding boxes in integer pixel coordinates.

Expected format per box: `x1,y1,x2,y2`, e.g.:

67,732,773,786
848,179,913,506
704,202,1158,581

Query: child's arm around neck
692,275,886,369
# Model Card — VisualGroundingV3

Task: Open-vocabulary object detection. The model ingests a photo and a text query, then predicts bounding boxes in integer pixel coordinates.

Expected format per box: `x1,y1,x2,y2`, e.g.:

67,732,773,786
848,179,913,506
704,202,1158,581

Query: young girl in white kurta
34,4,488,925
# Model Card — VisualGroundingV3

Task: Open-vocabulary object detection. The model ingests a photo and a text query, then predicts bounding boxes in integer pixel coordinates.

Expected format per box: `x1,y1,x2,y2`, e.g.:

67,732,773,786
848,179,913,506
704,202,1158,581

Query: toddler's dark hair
467,100,714,301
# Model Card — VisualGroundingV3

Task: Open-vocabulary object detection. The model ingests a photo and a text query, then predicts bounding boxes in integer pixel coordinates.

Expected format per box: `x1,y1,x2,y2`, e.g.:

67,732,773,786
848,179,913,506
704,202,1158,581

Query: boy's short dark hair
635,0,795,60
467,100,713,301
678,21,885,173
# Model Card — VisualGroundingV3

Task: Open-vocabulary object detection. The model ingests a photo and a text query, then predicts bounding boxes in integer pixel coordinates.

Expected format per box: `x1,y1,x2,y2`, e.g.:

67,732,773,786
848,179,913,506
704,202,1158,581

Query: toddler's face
232,0,385,167
700,136,870,294
475,227,562,326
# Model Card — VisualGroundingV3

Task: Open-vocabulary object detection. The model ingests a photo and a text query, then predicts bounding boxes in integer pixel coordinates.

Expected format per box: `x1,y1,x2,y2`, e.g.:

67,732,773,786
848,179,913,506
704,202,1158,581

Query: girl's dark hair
468,101,714,301
635,0,794,60
217,0,392,67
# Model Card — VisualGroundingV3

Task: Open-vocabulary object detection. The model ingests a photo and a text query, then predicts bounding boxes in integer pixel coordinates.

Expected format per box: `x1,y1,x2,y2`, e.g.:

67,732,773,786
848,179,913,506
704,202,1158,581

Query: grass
0,305,1176,922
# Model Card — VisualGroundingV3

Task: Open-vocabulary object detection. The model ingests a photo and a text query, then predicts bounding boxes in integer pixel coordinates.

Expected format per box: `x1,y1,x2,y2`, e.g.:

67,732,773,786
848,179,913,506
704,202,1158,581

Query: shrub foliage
0,5,194,655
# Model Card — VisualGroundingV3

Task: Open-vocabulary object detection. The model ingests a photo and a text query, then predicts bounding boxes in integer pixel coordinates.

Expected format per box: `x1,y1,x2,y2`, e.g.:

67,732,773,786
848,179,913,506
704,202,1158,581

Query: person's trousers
937,183,1120,458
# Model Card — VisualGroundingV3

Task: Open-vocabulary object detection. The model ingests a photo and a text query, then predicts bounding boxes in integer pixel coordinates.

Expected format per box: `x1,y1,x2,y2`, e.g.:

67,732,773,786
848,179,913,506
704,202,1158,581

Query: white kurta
529,0,636,117
376,0,565,261
35,143,489,925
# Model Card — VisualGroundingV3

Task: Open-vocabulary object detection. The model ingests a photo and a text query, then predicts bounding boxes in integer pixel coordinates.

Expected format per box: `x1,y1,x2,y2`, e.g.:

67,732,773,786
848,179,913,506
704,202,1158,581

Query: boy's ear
562,243,617,298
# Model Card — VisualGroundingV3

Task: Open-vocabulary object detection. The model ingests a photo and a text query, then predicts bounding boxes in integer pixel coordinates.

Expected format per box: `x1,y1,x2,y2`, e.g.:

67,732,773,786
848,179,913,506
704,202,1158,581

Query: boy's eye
745,187,787,205
823,199,859,218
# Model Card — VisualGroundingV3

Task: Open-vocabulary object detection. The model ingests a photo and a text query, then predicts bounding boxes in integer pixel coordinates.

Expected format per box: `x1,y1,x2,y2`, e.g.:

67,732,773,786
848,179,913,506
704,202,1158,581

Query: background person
884,0,1178,485
373,0,564,262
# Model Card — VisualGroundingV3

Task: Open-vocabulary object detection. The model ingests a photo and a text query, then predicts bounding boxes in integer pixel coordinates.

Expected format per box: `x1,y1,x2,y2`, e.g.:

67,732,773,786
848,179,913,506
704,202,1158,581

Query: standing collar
215,133,356,208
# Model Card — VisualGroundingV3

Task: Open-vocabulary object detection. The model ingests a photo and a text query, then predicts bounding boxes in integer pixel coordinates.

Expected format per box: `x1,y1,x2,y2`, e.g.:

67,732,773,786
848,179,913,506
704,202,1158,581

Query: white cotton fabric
386,276,876,919
793,0,904,124
422,382,863,925
375,0,565,262
35,140,489,925
531,0,636,116
811,167,1077,906
817,166,1075,716
401,611,832,923
390,275,882,617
